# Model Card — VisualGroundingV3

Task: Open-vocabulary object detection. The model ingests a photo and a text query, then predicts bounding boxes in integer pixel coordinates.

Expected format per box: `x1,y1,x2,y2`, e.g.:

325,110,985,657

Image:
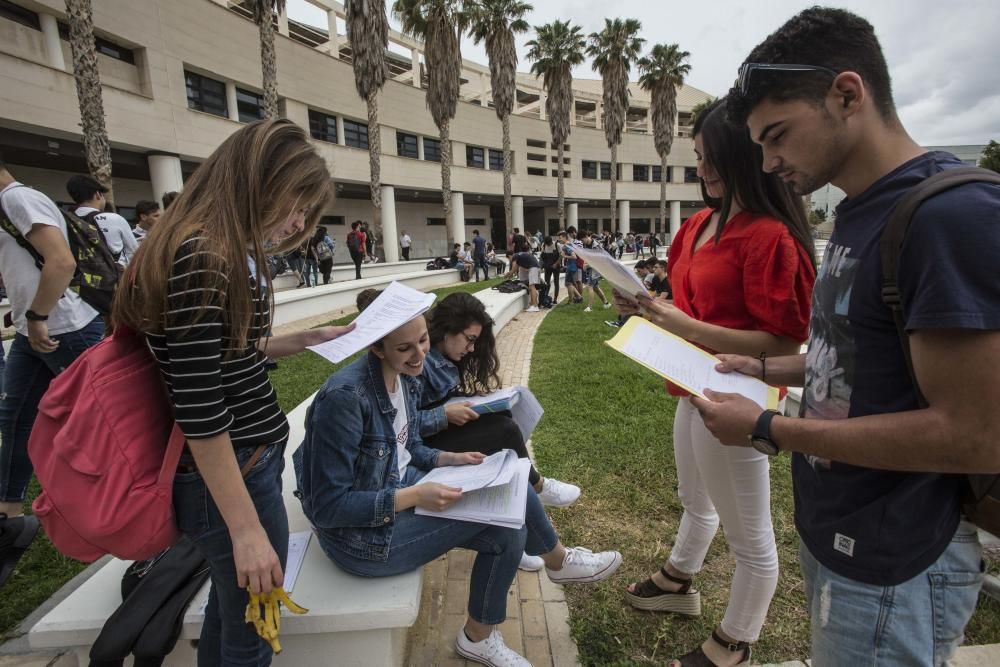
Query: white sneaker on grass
519,553,544,571
583,306,592,312
537,478,581,507
603,302,612,309
456,628,531,666
546,547,622,584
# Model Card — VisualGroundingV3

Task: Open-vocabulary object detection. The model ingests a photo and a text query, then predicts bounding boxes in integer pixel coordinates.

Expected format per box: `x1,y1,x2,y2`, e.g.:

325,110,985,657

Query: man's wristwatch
25,309,49,322
749,409,781,456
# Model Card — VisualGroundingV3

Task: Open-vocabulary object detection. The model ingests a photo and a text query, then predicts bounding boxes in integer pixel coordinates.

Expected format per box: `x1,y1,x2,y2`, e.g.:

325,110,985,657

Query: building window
423,137,441,162
397,132,419,158
0,1,40,30
551,170,571,178
633,165,649,182
95,36,135,64
488,149,503,171
319,215,345,226
426,217,446,226
652,165,663,182
236,88,265,123
685,167,699,183
582,161,598,180
551,142,570,151
343,119,369,149
466,145,485,169
527,153,546,162
631,218,651,233
185,71,228,118
465,218,485,226
526,138,547,148
308,109,338,144
527,167,546,176
599,162,619,180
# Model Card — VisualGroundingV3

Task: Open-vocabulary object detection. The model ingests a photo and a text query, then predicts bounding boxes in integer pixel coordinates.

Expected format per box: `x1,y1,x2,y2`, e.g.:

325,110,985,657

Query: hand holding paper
571,245,649,302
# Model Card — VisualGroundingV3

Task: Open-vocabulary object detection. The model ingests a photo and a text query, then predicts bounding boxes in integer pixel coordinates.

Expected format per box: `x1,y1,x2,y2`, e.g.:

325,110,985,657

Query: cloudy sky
287,0,999,147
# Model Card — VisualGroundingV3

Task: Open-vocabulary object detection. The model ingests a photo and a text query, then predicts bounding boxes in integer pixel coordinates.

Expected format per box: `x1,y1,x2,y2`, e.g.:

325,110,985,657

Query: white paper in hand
571,245,649,302
307,281,435,363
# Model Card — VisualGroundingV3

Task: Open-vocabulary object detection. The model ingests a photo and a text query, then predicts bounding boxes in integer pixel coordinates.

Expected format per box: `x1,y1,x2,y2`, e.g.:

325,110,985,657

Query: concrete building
0,0,710,260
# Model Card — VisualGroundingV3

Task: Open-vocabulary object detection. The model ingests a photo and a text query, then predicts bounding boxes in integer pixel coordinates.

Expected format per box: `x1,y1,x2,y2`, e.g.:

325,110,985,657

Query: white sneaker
519,553,544,571
526,306,540,312
583,306,592,312
546,547,622,584
455,628,532,666
603,302,612,309
537,478,581,507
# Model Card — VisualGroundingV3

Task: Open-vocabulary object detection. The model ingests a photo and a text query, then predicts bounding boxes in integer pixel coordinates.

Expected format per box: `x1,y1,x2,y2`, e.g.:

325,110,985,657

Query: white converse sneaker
583,306,593,312
536,478,581,507
546,547,622,584
526,306,540,312
455,628,532,666
519,553,544,571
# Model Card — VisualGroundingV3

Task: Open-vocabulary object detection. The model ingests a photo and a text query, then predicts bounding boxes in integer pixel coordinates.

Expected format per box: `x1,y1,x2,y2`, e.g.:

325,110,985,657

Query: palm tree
345,0,389,238
249,0,286,119
587,18,644,232
65,0,114,204
468,0,532,243
526,20,586,228
638,43,690,243
689,96,715,125
393,0,466,223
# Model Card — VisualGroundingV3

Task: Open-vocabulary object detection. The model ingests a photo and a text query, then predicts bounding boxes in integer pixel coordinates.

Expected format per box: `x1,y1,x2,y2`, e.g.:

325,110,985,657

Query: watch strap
752,409,780,443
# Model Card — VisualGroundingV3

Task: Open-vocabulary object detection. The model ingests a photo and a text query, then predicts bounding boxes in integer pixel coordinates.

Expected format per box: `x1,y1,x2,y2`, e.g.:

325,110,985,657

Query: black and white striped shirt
146,237,288,447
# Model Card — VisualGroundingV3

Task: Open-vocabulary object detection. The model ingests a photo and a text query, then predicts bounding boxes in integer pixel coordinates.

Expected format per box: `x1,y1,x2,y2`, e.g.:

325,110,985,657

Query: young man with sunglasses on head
689,7,1000,666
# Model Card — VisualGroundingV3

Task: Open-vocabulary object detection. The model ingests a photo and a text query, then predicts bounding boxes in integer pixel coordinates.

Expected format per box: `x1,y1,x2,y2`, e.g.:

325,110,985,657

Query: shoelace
564,547,597,567
482,630,523,666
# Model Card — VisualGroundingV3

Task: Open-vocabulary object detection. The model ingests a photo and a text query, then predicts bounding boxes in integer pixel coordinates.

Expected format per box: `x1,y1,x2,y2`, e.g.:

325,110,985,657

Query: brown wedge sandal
671,630,751,667
624,566,701,615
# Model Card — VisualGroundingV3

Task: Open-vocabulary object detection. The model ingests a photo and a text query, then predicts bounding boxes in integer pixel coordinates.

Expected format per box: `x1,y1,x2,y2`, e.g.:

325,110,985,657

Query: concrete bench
270,258,435,291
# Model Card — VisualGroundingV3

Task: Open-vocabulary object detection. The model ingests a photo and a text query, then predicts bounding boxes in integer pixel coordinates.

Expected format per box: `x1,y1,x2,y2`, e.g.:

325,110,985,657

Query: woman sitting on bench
294,291,622,667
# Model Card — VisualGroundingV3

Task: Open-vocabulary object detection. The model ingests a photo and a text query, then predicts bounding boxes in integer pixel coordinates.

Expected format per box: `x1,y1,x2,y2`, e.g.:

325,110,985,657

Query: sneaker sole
547,551,623,584
0,516,40,588
456,642,524,667
624,588,702,615
539,494,580,508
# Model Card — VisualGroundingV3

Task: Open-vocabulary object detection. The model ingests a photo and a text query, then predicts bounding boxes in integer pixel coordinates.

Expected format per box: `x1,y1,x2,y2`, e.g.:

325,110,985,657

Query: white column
596,101,603,130
417,135,425,160
479,72,488,107
539,91,547,121
225,82,239,121
326,10,340,58
570,98,577,126
39,13,65,70
336,116,345,145
449,192,466,246
646,110,653,134
277,7,289,36
380,185,399,263
669,200,681,242
618,200,631,235
411,49,421,88
511,196,524,232
147,154,184,206
567,202,578,229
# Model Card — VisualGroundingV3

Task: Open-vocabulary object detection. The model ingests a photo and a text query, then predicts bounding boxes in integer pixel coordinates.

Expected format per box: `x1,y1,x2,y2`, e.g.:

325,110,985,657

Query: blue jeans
303,259,319,286
321,467,558,625
799,521,983,667
474,254,488,281
0,317,104,503
173,442,289,667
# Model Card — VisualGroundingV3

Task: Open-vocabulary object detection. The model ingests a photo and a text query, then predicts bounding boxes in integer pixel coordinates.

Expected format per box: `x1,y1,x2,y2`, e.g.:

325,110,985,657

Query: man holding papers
294,289,621,667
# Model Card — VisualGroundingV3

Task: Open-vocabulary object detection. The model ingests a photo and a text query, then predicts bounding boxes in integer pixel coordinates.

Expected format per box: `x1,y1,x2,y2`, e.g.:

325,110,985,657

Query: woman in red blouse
619,99,816,667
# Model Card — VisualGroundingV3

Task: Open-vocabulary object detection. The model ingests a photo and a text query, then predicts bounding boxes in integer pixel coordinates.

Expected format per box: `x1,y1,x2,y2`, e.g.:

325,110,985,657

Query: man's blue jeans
799,521,983,666
322,467,558,625
0,317,104,503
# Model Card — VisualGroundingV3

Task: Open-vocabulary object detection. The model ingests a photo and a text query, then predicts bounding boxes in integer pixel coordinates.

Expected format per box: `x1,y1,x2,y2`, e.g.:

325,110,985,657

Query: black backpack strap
0,186,46,271
880,166,1000,409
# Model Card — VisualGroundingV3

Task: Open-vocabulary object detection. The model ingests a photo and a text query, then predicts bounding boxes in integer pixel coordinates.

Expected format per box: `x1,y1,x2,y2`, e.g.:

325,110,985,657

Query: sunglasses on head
736,62,839,95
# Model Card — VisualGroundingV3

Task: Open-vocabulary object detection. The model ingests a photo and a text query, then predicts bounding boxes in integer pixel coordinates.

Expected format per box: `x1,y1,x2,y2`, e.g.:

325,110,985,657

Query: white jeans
668,398,779,642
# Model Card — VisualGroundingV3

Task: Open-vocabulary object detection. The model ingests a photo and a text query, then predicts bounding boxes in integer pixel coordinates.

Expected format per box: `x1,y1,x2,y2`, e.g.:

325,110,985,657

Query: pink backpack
29,328,186,562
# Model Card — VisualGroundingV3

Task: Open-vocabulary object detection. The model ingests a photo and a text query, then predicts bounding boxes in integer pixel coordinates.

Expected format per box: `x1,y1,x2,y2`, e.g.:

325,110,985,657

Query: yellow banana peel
244,587,309,654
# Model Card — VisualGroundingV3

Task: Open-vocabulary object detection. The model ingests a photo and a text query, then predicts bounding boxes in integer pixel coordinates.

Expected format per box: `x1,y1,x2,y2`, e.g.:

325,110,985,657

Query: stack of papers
307,281,435,363
415,450,531,529
605,317,779,410
445,385,544,440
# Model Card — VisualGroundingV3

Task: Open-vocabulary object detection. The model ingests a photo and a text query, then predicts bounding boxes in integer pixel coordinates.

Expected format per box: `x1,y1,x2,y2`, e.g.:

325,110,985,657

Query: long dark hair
695,98,815,266
427,293,500,395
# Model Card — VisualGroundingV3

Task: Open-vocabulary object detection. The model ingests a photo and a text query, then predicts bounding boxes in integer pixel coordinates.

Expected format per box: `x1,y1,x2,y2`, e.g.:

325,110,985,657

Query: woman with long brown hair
114,119,353,665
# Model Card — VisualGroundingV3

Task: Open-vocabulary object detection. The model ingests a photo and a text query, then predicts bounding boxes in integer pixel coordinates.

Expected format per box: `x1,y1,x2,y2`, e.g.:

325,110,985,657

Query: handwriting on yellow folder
605,317,780,410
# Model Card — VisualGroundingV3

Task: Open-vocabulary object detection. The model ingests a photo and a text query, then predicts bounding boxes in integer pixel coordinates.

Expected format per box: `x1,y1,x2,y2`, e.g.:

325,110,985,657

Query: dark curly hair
727,7,896,126
427,292,500,395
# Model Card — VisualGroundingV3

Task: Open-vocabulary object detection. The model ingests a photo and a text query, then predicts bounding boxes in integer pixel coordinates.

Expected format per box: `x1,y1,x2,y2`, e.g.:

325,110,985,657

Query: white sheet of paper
416,458,530,529
571,244,649,302
445,386,543,440
416,449,518,491
307,281,435,363
446,387,520,409
620,321,771,409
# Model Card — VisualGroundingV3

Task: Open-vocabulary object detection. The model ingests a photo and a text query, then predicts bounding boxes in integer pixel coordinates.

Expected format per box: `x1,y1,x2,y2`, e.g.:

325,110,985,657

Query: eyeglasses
736,62,839,96
460,332,478,349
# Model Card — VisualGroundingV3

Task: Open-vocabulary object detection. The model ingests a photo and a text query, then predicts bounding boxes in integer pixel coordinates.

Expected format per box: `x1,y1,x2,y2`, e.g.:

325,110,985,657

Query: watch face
751,437,779,456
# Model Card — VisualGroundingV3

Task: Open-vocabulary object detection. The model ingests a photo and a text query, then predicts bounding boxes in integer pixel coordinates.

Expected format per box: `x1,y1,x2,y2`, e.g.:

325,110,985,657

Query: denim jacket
293,351,441,562
416,347,461,438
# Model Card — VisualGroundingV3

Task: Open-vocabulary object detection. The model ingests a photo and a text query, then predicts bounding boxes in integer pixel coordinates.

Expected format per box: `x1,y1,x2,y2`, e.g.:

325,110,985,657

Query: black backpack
880,166,1000,536
0,185,120,316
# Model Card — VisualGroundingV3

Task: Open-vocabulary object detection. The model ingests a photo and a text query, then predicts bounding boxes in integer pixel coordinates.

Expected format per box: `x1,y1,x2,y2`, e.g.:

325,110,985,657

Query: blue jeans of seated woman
322,467,558,625
173,442,289,667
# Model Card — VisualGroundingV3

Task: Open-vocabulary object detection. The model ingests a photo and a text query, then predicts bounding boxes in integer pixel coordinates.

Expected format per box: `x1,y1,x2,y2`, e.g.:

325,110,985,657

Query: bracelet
759,352,767,383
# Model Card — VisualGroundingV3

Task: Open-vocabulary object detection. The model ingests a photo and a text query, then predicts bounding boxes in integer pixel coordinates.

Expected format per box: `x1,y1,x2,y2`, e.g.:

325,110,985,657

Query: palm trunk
557,144,565,227
367,90,382,213
440,119,452,219
502,114,512,243
258,10,279,119
659,152,668,242
66,0,114,205
610,143,618,233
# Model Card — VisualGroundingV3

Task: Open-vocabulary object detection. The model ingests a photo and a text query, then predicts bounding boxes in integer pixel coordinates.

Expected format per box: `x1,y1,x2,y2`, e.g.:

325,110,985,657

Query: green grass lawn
528,303,1000,665
0,276,501,639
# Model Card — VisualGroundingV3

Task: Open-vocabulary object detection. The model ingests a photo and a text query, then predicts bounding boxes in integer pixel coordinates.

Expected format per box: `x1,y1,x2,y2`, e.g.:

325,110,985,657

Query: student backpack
880,166,1000,537
347,231,362,254
0,185,121,316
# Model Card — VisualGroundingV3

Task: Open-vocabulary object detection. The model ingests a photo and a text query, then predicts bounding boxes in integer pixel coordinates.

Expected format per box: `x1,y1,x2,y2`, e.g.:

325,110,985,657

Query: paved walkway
403,306,582,667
